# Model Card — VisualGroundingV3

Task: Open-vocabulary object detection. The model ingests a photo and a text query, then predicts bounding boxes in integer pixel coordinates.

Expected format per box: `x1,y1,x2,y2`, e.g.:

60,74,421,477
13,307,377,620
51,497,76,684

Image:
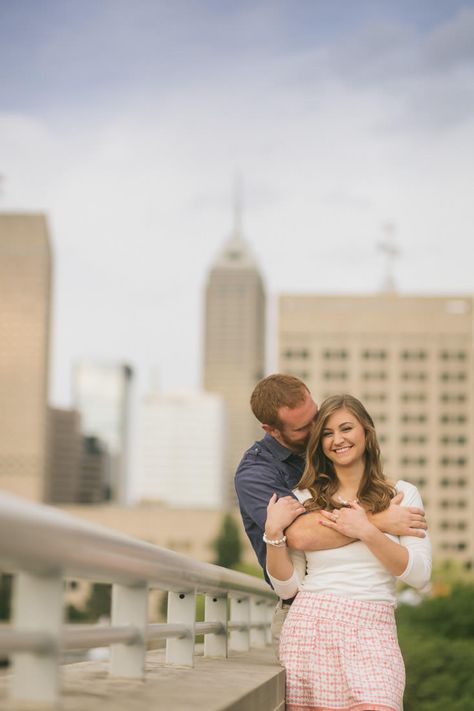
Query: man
234,374,427,648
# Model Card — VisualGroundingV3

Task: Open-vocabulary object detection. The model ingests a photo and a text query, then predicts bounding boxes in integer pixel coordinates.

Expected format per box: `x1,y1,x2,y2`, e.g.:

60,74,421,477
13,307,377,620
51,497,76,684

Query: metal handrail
0,491,272,598
0,491,277,708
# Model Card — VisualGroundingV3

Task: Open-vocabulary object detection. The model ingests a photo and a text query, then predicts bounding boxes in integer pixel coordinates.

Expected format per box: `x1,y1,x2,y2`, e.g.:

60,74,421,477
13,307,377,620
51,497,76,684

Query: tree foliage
397,583,474,711
84,583,111,622
0,574,12,621
212,513,242,570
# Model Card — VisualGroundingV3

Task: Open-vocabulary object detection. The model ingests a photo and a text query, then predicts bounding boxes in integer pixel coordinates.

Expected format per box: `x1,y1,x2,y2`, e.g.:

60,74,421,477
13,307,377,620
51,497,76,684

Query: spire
232,172,243,240
210,175,259,270
377,222,400,292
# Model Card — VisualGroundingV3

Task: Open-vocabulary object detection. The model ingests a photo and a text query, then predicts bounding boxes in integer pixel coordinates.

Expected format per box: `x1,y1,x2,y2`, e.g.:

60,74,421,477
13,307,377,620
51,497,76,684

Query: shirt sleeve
266,549,306,599
235,457,302,531
396,483,432,590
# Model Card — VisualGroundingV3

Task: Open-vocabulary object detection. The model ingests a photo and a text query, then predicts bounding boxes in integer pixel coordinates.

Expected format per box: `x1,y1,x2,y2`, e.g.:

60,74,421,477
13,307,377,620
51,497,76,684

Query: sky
1,0,474,409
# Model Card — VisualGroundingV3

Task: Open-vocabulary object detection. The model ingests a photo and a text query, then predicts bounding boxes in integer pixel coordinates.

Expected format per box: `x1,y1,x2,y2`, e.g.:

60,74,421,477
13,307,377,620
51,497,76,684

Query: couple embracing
235,374,431,711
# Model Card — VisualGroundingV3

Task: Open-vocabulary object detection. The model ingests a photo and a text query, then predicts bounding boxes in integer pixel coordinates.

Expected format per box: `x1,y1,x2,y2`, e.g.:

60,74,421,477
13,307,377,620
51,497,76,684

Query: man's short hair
250,374,309,428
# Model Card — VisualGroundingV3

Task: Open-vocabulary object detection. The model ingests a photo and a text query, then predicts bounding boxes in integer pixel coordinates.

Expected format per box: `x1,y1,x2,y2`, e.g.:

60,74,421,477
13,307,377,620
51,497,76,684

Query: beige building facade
279,294,474,568
203,229,266,506
0,213,52,501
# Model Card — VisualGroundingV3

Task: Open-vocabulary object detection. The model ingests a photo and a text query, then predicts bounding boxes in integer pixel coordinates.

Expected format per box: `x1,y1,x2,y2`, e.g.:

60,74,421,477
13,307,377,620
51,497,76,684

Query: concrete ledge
0,646,285,711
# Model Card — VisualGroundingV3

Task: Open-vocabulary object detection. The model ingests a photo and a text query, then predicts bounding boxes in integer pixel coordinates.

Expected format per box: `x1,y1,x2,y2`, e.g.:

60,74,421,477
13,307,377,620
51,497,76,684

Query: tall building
279,293,474,568
137,390,226,508
73,361,133,504
45,408,109,504
203,208,266,505
0,213,52,501
79,435,109,504
45,407,83,503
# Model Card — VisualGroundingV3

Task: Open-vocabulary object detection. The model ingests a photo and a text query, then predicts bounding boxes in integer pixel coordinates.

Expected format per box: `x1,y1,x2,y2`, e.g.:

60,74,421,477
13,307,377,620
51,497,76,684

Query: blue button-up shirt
234,433,306,588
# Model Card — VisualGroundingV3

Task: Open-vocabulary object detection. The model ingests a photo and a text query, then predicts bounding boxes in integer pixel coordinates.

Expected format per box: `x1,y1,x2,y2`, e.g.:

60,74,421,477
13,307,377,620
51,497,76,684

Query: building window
362,392,387,402
440,435,466,445
400,434,427,444
400,413,427,424
322,370,348,380
440,372,467,382
323,349,348,360
440,457,466,467
400,456,427,466
440,393,466,403
440,414,467,424
439,350,467,361
401,371,427,381
361,371,387,381
284,348,311,359
400,350,427,360
361,349,387,360
401,392,427,402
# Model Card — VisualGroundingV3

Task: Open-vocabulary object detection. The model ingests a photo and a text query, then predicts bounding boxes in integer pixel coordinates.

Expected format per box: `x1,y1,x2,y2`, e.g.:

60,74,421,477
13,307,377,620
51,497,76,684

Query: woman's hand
265,493,306,539
319,500,376,541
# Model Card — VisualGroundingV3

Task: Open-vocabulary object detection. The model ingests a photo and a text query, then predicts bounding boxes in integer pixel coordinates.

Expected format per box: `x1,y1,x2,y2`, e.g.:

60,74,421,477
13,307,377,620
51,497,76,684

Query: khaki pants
271,599,290,663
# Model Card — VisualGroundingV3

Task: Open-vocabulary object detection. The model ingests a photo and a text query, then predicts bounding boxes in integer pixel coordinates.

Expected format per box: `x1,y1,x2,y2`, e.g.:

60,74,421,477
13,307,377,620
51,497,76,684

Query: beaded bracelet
263,532,287,547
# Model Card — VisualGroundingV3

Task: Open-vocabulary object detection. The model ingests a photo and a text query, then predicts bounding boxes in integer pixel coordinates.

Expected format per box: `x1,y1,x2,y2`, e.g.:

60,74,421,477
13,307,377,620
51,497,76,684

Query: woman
264,394,431,711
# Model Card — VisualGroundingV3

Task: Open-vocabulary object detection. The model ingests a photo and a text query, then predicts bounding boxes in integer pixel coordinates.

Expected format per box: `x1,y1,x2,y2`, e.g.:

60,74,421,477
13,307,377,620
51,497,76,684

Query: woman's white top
267,480,432,604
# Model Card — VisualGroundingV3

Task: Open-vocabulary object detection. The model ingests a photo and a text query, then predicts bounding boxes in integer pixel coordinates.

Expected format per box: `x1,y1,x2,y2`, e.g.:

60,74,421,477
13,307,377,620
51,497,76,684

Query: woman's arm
320,489,431,589
265,494,306,598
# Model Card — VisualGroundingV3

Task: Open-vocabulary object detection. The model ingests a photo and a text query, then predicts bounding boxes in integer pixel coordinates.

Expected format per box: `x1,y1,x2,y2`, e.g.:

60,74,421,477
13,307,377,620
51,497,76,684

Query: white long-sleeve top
267,480,432,604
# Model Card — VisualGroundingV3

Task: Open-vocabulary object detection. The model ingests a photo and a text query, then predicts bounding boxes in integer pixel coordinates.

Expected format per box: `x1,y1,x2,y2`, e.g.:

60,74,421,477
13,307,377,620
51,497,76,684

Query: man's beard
279,431,310,454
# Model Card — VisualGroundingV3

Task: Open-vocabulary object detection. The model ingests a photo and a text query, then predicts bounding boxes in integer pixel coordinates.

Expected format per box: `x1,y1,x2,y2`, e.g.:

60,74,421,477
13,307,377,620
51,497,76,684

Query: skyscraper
279,293,474,568
73,361,133,504
45,407,109,504
0,213,52,501
203,202,266,505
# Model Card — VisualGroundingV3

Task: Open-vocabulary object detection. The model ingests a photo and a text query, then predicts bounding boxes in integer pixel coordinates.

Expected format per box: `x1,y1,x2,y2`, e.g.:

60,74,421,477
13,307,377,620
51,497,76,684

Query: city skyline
0,1,473,408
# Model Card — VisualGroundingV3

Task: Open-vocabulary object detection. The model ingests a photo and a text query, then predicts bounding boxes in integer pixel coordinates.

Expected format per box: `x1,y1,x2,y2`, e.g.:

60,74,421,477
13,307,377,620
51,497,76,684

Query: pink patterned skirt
279,592,405,711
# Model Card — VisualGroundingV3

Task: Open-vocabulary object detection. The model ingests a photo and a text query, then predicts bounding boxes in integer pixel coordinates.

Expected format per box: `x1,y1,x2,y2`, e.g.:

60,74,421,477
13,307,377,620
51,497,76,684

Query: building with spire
203,189,266,506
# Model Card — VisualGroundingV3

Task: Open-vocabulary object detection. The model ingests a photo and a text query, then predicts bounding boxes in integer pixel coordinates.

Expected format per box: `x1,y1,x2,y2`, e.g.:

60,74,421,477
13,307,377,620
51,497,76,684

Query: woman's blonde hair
298,394,395,513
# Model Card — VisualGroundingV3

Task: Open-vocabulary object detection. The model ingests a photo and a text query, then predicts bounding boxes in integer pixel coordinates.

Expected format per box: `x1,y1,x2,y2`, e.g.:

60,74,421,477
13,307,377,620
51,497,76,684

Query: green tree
397,584,474,639
84,583,111,621
212,513,242,569
396,583,474,711
0,574,12,621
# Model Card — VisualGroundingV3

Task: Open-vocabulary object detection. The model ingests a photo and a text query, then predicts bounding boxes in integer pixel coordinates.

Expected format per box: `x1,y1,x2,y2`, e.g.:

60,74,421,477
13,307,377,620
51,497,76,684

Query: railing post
229,595,250,652
265,601,275,645
204,594,227,658
166,591,196,666
110,582,148,678
250,597,267,648
12,570,63,706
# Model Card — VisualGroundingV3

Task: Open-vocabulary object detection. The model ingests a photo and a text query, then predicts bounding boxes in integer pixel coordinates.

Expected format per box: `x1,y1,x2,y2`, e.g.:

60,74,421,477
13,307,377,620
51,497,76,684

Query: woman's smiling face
321,407,366,468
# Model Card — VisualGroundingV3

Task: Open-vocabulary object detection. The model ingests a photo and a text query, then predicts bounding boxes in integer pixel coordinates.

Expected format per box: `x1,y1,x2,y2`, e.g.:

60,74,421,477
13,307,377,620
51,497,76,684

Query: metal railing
0,492,276,708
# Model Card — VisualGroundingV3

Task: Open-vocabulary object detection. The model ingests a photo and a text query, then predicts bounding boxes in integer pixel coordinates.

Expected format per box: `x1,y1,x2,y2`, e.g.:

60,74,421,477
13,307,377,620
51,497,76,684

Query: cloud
0,1,473,410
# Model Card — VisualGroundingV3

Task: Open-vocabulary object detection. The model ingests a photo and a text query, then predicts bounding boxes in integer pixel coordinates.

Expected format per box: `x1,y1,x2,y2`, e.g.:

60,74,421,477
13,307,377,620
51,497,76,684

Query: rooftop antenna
377,222,400,292
232,172,243,240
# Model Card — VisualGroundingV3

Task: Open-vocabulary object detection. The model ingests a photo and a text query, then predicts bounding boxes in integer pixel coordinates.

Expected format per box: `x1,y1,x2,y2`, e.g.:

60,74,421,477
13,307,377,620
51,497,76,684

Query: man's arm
287,492,427,551
286,510,355,550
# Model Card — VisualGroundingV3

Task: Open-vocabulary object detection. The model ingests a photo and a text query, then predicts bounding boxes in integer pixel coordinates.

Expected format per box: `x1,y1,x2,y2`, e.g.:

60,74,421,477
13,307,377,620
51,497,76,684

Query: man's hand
371,492,427,538
265,494,306,539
